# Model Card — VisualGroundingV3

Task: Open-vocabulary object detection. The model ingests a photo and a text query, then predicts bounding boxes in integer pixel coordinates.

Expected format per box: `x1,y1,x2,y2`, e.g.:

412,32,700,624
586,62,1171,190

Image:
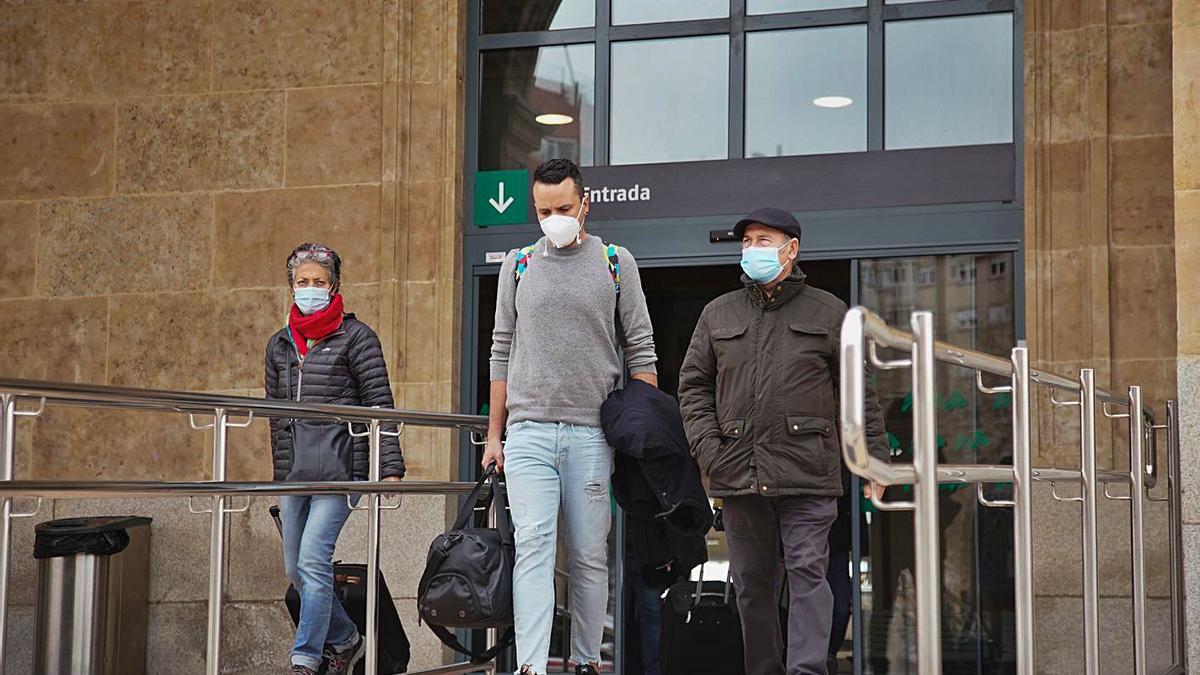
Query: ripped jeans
504,421,614,675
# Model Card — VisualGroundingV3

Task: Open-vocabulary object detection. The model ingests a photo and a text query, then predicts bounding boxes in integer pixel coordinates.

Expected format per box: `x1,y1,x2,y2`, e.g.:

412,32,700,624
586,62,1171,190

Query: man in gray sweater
483,158,658,675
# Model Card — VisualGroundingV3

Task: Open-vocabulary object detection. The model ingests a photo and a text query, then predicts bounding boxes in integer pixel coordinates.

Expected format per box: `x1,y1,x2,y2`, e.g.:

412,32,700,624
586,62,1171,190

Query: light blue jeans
504,421,614,675
279,495,360,670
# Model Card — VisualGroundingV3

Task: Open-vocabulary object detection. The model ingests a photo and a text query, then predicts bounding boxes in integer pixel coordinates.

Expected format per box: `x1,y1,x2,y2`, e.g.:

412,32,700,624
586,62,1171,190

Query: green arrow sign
475,170,528,227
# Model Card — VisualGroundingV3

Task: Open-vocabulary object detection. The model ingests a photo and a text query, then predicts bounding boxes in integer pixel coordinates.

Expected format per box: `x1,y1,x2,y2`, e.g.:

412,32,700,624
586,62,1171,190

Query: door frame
458,238,1022,674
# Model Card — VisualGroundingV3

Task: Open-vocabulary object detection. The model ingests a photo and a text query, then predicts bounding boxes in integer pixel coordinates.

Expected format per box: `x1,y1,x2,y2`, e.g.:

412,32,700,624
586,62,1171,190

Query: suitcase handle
693,565,733,601
687,565,734,622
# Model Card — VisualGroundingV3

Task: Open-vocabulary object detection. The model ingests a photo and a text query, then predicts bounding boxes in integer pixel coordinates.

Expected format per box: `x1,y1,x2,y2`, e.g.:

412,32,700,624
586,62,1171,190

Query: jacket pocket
704,419,745,485
711,325,750,363
779,415,838,484
787,322,831,358
288,420,354,482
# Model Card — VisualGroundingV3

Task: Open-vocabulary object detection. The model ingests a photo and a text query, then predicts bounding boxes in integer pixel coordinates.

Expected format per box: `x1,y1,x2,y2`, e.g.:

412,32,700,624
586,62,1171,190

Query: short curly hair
533,158,585,199
286,242,342,288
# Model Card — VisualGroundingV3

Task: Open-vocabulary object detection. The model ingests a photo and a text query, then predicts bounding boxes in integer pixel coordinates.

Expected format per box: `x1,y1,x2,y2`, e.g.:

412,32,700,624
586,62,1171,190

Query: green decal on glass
901,391,913,413
971,430,991,449
943,390,968,412
993,392,1012,410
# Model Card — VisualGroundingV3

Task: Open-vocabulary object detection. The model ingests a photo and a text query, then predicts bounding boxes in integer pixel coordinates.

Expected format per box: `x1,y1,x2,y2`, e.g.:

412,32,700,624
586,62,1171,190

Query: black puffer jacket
264,313,405,481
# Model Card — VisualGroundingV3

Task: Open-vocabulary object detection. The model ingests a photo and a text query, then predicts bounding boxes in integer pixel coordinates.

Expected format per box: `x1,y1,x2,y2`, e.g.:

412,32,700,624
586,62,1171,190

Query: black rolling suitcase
269,505,411,675
659,568,746,675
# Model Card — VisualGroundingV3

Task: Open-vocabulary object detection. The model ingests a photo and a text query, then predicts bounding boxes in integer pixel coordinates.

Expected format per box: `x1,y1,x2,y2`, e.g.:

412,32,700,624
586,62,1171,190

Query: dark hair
286,242,342,288
533,158,585,199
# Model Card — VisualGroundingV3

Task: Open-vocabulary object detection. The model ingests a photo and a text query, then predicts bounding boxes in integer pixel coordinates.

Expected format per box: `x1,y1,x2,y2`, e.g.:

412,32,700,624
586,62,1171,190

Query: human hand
863,481,887,501
482,438,505,473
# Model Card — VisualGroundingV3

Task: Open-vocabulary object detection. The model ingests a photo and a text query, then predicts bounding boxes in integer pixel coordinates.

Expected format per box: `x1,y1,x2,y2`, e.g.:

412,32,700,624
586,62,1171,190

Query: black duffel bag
417,465,515,662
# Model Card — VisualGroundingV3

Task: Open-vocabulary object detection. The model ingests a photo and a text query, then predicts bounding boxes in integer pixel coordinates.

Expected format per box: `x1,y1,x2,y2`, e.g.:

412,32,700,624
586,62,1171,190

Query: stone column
1173,0,1200,667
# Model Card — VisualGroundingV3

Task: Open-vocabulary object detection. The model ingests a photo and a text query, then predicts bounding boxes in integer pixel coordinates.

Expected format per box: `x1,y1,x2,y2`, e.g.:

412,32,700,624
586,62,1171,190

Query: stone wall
1173,0,1200,669
0,1,465,672
0,0,1191,672
1024,0,1179,671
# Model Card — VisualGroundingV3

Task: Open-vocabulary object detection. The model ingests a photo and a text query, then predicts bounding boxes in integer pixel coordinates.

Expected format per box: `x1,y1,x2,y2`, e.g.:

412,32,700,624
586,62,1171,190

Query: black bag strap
450,466,514,548
426,622,515,663
451,466,495,531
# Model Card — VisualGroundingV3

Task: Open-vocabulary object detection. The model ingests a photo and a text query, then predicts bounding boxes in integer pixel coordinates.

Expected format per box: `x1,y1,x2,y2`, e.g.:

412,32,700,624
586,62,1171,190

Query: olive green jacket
678,267,889,498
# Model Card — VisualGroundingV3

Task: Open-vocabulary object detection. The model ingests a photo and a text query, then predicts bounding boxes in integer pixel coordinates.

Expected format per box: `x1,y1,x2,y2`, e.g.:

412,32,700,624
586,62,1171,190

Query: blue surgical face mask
294,287,331,315
740,240,793,284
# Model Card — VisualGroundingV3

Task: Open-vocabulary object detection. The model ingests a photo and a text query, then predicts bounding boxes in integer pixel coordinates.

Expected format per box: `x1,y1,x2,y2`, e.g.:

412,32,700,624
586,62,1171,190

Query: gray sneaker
323,635,364,675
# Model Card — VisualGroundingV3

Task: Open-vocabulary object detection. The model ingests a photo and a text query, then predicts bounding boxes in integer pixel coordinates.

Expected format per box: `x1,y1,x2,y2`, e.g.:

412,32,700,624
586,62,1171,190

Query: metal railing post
1079,370,1100,675
206,407,229,675
1011,348,1034,675
1166,400,1184,671
1128,386,1147,675
0,395,14,674
366,418,382,675
910,312,942,674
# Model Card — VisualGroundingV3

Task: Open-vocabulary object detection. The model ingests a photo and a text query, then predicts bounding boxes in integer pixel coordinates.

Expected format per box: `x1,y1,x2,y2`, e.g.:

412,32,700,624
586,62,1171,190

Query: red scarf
288,294,345,357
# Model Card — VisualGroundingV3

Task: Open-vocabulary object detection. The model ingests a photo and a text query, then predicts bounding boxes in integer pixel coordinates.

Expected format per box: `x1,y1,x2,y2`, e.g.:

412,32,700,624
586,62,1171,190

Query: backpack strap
605,243,621,298
513,244,537,286
514,242,621,297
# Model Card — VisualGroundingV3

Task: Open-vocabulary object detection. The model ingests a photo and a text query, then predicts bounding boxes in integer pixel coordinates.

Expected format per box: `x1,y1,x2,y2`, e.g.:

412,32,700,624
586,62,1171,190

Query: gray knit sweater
489,235,658,428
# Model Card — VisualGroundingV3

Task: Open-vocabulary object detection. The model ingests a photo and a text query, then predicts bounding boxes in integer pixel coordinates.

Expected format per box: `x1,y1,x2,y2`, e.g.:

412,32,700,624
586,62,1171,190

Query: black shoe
575,665,600,675
322,634,364,675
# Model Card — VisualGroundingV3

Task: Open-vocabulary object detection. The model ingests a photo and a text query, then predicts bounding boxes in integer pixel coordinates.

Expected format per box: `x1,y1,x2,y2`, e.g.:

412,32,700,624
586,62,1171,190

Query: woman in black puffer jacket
265,242,405,675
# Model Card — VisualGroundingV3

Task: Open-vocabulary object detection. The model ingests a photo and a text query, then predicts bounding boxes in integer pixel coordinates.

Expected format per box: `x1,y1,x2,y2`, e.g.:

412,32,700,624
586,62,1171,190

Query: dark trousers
724,495,837,675
826,550,852,672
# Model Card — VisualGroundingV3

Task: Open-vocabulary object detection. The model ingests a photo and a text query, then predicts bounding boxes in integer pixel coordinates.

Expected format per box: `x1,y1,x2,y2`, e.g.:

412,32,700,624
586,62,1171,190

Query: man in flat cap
678,208,888,675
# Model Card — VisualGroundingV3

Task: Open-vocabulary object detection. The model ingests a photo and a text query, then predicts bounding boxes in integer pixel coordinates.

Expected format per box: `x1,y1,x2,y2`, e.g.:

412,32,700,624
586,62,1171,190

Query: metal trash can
33,517,152,675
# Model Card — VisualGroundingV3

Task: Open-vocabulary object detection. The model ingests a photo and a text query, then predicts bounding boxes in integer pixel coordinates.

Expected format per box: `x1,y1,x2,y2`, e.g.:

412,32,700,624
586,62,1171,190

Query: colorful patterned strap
513,244,537,282
514,242,621,297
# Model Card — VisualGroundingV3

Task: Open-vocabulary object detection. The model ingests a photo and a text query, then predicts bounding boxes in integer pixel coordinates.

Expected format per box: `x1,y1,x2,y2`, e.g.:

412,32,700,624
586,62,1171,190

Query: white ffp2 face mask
539,213,583,249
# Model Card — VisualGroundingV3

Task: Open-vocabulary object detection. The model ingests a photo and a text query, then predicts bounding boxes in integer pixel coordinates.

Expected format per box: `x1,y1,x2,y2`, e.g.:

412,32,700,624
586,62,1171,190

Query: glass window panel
859,253,1016,673
745,25,867,157
612,0,728,25
748,0,865,13
481,0,595,33
885,13,1014,149
478,45,595,172
610,36,729,165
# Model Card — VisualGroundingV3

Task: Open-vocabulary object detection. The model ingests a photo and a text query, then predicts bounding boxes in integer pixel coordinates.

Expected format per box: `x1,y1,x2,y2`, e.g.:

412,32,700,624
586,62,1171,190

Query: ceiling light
535,113,574,125
813,96,853,109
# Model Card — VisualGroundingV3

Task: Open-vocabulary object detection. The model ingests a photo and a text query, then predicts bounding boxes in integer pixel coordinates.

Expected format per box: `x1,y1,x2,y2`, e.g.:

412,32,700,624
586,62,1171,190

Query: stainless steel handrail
839,306,1183,675
0,382,494,675
0,378,489,430
0,480,482,498
853,306,1132,404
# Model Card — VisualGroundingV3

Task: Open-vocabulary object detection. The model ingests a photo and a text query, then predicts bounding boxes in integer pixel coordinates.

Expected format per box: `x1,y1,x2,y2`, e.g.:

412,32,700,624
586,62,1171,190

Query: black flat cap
733,207,802,242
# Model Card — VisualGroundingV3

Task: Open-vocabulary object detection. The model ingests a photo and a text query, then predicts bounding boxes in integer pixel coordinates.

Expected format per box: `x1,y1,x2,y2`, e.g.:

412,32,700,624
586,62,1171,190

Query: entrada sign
587,184,651,204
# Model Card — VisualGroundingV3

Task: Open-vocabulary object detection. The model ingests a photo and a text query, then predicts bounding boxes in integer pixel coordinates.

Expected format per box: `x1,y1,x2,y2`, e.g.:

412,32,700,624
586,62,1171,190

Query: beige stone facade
1174,0,1200,670
0,1,465,671
0,0,1197,672
1022,1,1182,671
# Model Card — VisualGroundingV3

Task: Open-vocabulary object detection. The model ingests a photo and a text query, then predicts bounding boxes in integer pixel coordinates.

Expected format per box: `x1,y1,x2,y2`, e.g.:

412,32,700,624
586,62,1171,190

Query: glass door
854,253,1017,675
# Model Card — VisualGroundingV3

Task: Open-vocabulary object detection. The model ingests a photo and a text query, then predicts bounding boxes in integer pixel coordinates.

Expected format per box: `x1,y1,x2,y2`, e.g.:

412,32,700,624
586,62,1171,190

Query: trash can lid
33,517,153,559
35,516,152,536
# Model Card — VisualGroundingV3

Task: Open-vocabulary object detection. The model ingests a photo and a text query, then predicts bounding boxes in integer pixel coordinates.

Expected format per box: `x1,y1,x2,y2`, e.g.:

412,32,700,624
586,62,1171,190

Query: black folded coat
602,380,714,586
